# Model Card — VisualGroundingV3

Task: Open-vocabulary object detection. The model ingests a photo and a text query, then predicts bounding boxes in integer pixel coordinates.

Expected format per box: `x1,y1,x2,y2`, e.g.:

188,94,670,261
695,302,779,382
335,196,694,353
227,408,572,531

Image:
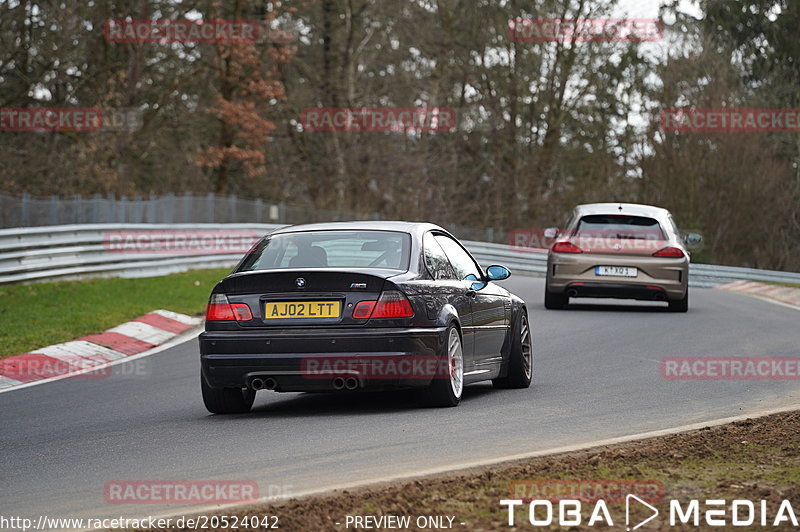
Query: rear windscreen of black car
574,215,666,240
237,230,412,271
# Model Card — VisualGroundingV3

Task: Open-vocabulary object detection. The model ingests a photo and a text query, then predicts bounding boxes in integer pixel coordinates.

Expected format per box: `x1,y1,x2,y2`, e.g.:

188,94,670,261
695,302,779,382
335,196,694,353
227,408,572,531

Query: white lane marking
34,341,127,363
108,321,175,344
152,309,202,325
0,327,202,395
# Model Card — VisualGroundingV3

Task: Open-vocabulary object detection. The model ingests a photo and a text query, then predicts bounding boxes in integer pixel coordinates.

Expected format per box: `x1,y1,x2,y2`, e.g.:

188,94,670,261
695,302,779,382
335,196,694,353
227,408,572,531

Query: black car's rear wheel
424,325,463,407
493,311,533,389
201,375,255,414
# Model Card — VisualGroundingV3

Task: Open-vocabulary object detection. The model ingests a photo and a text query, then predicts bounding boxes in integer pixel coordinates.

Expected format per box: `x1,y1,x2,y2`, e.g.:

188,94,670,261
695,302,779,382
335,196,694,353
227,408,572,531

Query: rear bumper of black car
200,326,449,392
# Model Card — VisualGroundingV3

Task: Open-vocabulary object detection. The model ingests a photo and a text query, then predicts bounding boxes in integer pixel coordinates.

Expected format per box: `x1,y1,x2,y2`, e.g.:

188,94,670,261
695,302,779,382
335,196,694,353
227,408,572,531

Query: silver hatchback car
544,203,701,312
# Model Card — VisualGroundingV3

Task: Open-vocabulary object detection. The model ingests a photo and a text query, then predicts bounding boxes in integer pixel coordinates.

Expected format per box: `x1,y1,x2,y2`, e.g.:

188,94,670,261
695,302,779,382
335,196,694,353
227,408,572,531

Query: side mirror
486,265,511,281
464,273,486,291
683,233,703,247
543,227,559,239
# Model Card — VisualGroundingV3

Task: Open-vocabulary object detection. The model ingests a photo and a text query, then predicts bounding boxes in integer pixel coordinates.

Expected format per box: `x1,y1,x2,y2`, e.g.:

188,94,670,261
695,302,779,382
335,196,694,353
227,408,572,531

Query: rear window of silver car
238,230,412,271
573,215,665,240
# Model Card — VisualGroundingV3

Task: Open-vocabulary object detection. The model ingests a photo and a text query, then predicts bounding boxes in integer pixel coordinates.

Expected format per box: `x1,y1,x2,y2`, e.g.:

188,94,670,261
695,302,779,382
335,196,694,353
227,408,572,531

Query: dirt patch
131,411,800,531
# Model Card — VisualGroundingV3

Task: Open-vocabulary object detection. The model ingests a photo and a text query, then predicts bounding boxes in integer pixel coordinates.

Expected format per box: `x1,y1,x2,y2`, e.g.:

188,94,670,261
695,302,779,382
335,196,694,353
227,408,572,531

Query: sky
615,0,703,20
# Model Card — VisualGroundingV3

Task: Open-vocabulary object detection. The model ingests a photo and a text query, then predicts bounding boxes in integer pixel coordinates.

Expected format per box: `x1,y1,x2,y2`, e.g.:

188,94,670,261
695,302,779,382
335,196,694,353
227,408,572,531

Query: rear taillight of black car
352,290,414,319
205,293,253,321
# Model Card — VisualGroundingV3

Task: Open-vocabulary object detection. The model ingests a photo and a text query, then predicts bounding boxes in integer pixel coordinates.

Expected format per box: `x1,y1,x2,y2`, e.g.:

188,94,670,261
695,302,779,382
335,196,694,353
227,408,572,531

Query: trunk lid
220,269,399,328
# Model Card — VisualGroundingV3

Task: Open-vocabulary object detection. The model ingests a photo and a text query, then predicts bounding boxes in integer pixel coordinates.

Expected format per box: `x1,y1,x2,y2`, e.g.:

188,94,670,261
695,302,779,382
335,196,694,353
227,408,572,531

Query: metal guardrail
465,241,800,288
1,224,799,288
0,224,280,284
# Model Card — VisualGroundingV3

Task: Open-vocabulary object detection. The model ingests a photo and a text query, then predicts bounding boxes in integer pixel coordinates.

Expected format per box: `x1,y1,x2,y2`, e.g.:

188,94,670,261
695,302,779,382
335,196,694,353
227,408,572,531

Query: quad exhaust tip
263,377,278,390
251,378,264,390
344,377,359,391
332,377,345,390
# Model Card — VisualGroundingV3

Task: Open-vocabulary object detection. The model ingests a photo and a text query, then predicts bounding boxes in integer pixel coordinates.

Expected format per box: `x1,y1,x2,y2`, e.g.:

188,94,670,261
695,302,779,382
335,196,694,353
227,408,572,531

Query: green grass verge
766,281,800,289
0,268,230,358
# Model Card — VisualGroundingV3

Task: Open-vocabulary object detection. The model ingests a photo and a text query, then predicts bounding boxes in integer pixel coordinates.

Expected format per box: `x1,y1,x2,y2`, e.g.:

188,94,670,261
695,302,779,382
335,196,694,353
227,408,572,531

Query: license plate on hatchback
265,301,341,319
595,266,638,278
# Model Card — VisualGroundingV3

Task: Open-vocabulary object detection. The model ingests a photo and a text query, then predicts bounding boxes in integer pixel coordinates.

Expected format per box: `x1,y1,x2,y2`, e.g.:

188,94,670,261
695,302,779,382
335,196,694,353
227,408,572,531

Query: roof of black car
269,220,443,236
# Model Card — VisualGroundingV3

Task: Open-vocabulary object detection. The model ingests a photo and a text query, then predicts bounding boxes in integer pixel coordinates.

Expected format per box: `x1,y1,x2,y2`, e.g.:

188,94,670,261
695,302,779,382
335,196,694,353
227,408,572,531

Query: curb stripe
78,332,155,356
107,321,176,345
0,353,70,382
34,341,128,363
0,310,200,390
135,313,194,334
717,281,800,310
152,309,200,325
0,375,23,388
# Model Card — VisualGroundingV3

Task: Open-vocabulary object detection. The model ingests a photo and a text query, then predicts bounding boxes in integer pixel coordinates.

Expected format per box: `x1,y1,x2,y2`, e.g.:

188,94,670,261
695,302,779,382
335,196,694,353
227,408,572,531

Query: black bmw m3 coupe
200,221,532,413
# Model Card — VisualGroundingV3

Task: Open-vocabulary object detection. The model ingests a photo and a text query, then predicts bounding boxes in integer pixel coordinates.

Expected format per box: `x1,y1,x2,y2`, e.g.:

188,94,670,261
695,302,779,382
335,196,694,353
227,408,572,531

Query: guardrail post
49,195,59,225
228,194,237,222
206,193,215,223
73,194,81,224
181,192,191,223
91,194,102,223
164,193,175,223
20,192,30,227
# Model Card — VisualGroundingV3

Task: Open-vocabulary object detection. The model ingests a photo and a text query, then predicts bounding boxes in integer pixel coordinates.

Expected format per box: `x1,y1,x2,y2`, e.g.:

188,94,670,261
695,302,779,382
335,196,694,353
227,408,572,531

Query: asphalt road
2,277,800,526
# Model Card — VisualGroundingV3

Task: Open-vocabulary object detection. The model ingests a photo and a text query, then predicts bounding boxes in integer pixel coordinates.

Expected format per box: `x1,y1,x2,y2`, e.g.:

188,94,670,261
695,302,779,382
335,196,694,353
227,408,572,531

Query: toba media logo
501,494,799,528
